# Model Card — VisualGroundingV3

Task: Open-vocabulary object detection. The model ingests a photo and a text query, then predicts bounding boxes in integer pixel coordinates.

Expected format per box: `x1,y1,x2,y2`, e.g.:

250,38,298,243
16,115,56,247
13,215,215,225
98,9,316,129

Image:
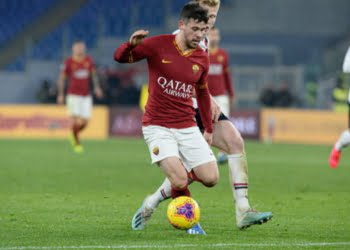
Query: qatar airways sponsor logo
73,69,89,79
157,76,193,99
209,64,223,75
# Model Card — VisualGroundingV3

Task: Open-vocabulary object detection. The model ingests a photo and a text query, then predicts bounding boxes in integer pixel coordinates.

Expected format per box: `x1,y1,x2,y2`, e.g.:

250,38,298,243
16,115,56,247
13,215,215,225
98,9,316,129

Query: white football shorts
142,125,216,172
213,95,230,117
66,94,92,119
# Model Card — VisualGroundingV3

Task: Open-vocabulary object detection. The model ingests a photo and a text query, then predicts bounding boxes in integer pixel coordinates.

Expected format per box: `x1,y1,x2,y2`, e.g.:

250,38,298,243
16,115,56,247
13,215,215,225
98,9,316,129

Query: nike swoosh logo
162,59,172,64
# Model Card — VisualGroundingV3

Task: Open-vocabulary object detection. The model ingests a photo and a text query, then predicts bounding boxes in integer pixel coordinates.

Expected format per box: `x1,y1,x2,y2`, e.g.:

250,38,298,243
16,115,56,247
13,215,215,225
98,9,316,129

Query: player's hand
129,30,149,46
57,94,64,105
94,86,103,99
210,96,221,122
203,131,213,145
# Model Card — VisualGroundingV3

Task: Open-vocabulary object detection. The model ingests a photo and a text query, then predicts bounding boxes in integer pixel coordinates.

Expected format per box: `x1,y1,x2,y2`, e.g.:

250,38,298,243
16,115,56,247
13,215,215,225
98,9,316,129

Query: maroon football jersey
62,56,95,96
208,48,233,97
114,34,212,132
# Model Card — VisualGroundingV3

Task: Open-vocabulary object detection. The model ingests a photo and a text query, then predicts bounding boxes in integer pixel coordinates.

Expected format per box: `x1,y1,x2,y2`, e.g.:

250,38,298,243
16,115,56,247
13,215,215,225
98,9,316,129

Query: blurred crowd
259,81,296,107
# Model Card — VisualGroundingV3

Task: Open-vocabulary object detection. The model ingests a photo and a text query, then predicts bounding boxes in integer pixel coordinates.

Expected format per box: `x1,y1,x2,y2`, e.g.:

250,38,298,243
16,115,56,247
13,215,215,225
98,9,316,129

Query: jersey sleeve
114,37,153,63
343,46,350,73
195,61,213,133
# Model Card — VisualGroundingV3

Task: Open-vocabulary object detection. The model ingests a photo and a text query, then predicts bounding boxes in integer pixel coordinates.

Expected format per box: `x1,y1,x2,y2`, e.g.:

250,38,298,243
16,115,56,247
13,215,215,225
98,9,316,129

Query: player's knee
171,175,188,189
225,131,244,154
202,172,219,187
202,177,218,187
76,118,85,126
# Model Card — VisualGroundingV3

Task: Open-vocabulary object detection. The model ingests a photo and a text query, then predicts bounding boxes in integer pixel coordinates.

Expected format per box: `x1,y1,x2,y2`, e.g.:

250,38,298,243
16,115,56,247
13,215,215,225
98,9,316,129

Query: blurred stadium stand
0,0,350,107
0,0,57,46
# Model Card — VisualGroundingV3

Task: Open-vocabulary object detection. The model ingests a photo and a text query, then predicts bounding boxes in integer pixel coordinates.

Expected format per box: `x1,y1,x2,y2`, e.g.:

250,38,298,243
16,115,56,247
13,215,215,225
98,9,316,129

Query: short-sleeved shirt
208,48,233,97
116,34,210,129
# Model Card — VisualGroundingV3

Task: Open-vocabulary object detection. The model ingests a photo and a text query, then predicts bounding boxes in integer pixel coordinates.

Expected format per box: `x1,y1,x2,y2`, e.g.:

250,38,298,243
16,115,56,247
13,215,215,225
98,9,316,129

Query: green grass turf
0,138,349,249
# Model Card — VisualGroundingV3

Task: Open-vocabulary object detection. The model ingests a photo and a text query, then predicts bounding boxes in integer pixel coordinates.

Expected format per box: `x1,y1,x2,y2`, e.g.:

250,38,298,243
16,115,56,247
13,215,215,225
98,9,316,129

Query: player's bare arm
57,72,66,104
91,69,103,99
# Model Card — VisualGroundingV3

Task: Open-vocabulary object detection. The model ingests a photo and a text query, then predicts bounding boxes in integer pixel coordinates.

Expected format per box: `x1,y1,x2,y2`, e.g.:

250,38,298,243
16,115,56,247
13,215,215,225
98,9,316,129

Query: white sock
335,130,350,151
228,154,251,217
145,178,171,209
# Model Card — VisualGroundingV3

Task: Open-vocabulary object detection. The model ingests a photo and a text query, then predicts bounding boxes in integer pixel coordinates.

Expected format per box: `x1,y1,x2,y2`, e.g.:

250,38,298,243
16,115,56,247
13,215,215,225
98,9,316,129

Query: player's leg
178,126,218,188
159,157,191,198
77,95,92,139
211,120,249,211
329,129,350,168
212,118,272,228
213,95,230,164
66,95,88,153
190,162,219,187
74,95,91,152
67,95,79,145
69,115,83,152
178,126,218,235
186,160,218,235
131,178,172,230
71,117,88,153
132,126,186,230
132,156,189,231
130,112,210,228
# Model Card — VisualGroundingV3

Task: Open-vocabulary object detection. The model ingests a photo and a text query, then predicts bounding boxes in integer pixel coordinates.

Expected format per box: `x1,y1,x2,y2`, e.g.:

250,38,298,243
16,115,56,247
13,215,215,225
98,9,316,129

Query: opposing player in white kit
57,41,103,153
329,46,350,168
131,0,272,234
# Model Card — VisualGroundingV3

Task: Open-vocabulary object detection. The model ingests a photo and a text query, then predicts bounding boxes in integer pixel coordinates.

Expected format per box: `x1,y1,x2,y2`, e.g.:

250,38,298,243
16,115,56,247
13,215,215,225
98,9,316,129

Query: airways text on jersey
157,76,193,99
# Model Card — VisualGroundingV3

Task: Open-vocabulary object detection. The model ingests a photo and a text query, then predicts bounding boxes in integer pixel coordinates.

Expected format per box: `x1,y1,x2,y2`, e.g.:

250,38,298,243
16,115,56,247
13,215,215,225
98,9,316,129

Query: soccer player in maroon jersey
130,0,272,233
114,2,218,235
207,26,234,164
57,41,103,153
207,26,234,117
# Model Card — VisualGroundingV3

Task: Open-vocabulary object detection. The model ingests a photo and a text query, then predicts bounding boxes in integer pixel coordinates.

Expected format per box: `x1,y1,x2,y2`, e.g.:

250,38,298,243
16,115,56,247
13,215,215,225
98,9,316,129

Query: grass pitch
0,138,349,249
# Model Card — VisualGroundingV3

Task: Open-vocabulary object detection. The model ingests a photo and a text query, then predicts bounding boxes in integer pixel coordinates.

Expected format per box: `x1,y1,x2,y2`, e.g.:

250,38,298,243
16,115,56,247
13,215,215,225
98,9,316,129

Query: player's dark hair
180,2,209,24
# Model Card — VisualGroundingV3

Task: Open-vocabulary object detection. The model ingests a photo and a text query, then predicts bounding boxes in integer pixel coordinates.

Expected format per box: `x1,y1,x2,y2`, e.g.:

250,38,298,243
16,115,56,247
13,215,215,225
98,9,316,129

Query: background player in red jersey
208,26,234,118
114,2,218,235
131,0,272,233
57,41,103,153
207,26,234,163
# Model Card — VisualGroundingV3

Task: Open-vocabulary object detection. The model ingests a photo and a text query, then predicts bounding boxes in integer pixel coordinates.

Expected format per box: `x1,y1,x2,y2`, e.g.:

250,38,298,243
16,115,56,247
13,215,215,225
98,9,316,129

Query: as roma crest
192,64,200,74
152,147,159,155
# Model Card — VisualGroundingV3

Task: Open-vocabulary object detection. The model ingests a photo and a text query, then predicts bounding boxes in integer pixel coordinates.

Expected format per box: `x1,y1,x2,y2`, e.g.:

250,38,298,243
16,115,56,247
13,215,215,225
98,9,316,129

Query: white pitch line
1,242,350,249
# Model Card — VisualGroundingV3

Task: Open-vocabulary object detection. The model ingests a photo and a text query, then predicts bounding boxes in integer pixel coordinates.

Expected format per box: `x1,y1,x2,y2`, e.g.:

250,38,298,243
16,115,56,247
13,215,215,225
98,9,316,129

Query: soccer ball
167,196,200,230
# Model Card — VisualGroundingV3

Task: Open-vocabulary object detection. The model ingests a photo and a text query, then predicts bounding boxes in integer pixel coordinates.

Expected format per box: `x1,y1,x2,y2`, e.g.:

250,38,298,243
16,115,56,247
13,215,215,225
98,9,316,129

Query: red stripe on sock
234,183,248,186
160,189,167,199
